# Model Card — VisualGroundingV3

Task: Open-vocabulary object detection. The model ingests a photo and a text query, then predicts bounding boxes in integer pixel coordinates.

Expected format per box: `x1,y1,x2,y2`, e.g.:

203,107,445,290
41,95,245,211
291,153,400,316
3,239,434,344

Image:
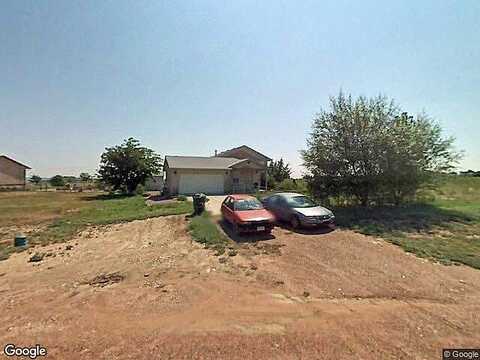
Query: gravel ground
1,216,479,359
202,195,228,215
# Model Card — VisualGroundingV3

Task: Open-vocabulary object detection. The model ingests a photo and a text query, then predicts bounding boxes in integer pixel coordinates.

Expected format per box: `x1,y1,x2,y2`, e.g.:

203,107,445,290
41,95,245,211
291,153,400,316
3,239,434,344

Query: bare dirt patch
1,216,479,359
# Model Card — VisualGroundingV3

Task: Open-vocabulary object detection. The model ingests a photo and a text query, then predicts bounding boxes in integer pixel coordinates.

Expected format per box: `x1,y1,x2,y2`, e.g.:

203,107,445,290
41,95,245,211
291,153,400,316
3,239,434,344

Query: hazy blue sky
1,0,479,177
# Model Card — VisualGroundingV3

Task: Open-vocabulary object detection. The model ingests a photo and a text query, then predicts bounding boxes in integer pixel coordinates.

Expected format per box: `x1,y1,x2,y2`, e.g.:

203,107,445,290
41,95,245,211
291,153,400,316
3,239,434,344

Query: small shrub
275,178,308,193
189,213,229,253
177,195,187,201
49,175,65,188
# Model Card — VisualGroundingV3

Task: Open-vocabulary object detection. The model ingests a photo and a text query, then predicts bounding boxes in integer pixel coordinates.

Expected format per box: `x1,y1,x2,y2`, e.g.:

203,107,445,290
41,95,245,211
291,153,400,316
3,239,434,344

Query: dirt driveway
1,216,479,359
202,195,227,215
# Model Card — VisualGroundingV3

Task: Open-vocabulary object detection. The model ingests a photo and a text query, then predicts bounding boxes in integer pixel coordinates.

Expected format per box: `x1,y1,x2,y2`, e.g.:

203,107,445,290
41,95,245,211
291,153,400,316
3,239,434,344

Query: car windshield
234,199,264,211
286,196,317,208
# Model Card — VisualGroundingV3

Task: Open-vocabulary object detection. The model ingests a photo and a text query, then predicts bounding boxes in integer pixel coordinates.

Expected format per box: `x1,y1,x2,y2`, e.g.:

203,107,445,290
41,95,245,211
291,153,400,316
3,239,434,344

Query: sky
1,0,479,178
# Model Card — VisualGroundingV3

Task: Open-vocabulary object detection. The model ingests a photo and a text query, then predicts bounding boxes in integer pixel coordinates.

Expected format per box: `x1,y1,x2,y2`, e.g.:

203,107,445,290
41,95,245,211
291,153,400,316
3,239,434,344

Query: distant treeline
455,170,480,177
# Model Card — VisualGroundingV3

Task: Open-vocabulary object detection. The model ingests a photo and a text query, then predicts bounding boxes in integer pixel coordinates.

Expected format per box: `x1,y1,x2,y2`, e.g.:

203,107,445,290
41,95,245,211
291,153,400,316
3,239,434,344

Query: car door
263,195,276,212
275,197,291,221
267,195,285,220
221,196,235,223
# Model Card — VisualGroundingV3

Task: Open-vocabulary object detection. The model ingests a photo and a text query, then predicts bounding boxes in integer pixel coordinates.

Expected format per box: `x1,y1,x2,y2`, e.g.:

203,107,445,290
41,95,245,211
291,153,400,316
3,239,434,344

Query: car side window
224,197,234,210
263,196,272,207
274,196,287,208
223,197,230,209
269,195,280,207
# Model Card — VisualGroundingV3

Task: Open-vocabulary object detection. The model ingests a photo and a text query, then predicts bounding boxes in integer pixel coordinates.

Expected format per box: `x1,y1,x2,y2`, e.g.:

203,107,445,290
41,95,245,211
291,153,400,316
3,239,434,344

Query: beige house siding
165,146,270,195
165,164,231,195
166,167,264,195
0,157,28,187
217,147,269,191
229,162,264,193
230,168,254,193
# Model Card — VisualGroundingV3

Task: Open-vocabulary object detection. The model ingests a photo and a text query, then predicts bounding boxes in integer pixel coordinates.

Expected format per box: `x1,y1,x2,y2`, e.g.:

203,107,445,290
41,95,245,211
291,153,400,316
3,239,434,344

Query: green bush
49,175,65,188
302,92,460,206
275,178,308,193
177,195,187,201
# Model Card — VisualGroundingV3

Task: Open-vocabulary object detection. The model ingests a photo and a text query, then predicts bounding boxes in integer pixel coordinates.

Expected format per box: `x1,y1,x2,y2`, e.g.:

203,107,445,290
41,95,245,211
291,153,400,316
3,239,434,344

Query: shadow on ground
275,222,335,235
217,219,276,243
82,193,135,201
332,203,475,236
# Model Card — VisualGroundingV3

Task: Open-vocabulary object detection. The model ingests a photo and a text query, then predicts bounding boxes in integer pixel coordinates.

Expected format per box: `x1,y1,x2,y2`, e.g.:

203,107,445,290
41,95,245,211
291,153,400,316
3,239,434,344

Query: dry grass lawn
0,191,192,261
0,191,97,227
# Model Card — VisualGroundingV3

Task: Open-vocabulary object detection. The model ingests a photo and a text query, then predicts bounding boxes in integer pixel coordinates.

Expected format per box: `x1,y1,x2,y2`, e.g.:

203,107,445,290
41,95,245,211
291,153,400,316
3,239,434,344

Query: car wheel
290,215,300,229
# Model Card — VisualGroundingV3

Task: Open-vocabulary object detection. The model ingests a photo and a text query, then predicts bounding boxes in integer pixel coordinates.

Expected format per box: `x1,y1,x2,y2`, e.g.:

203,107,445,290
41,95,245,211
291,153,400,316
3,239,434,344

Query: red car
221,194,275,234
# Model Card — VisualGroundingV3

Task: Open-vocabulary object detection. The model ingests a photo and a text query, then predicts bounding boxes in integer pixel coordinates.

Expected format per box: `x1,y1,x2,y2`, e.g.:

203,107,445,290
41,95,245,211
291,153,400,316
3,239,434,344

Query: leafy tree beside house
302,92,461,206
79,172,92,182
29,175,42,185
267,158,292,188
49,175,65,188
98,138,162,194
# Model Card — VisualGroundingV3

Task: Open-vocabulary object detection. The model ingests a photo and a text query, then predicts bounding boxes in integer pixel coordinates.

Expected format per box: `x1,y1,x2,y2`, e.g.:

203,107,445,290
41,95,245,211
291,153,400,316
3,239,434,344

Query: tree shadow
83,193,134,201
331,203,475,236
217,219,276,243
147,194,173,202
274,221,335,235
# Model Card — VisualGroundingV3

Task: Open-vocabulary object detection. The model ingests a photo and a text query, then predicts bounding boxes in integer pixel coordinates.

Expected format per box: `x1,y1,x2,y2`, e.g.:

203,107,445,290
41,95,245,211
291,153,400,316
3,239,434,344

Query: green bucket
14,233,28,247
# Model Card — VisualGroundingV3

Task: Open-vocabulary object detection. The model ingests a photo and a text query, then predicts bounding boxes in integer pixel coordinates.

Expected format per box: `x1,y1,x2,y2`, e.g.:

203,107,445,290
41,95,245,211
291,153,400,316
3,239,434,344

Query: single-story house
164,145,271,195
0,155,31,189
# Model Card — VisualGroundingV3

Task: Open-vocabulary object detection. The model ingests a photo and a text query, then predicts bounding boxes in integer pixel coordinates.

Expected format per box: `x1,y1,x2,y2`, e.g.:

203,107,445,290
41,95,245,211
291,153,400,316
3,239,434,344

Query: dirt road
1,216,479,359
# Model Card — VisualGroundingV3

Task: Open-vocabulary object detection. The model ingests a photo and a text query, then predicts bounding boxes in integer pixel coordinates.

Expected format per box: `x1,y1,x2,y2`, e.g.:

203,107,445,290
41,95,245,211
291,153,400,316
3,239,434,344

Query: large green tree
98,138,162,194
267,158,292,187
49,175,65,188
79,172,92,182
302,92,460,205
29,175,42,185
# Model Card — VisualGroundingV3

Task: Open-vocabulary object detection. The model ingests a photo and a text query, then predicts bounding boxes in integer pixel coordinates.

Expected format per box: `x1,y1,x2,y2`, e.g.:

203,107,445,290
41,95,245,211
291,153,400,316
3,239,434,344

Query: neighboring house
164,145,271,195
0,155,31,189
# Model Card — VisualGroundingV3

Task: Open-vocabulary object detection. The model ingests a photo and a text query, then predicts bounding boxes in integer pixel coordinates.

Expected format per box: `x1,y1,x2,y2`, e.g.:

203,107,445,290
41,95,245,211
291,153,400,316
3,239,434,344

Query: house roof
216,145,272,161
165,156,247,170
0,155,31,169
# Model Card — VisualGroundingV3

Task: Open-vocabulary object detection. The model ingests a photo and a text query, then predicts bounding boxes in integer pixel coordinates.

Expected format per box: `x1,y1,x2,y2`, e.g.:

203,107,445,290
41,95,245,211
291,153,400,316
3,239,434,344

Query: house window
233,178,239,184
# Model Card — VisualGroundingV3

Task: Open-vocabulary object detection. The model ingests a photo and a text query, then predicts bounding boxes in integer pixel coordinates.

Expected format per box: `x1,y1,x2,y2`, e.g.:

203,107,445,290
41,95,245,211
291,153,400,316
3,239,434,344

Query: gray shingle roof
165,156,246,170
217,145,272,161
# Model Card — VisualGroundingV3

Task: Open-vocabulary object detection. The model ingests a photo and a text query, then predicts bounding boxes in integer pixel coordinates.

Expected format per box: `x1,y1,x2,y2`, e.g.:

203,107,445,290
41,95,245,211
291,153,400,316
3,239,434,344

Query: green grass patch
335,176,480,269
188,212,229,254
0,194,192,261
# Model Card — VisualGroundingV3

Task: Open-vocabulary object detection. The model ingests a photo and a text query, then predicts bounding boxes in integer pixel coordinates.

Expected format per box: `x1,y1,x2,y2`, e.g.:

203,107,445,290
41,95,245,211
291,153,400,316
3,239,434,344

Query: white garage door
178,174,224,195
